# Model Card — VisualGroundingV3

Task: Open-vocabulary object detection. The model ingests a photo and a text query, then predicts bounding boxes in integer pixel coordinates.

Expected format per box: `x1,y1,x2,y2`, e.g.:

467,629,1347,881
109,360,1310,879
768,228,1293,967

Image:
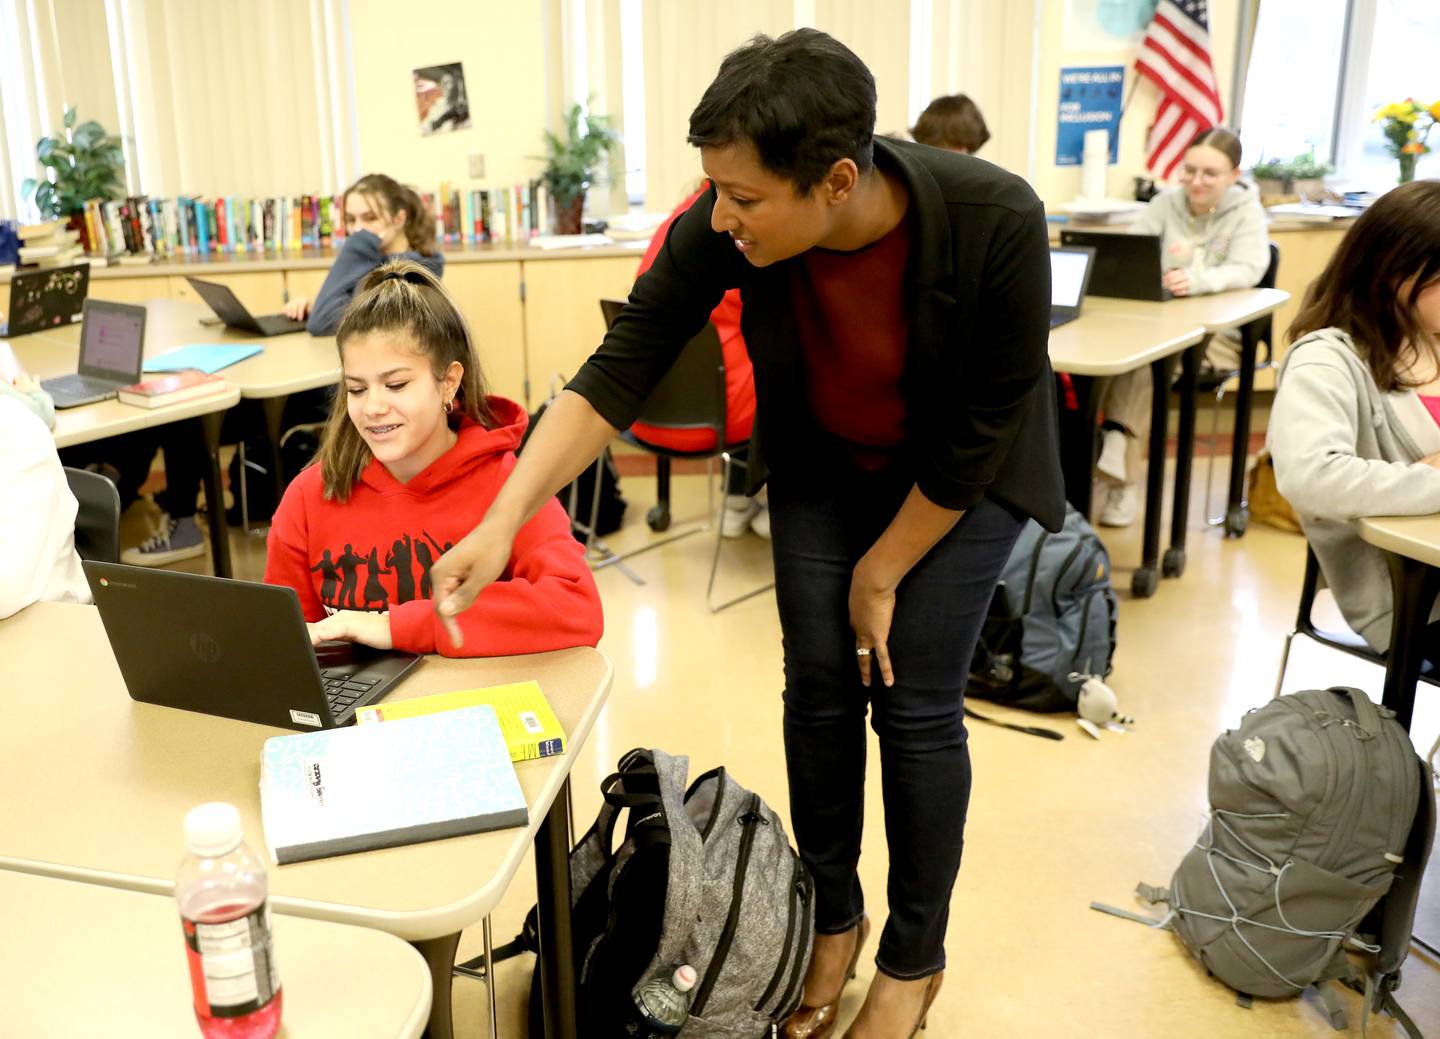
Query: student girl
284,173,444,334
1269,179,1440,655
910,93,990,155
1094,126,1269,527
429,29,1062,1036
263,260,603,657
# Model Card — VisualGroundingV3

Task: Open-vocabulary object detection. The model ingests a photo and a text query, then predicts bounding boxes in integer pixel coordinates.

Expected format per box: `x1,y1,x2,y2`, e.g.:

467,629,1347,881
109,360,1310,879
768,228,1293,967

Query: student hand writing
307,610,393,650
1162,269,1192,296
849,560,897,688
430,522,516,648
283,297,312,321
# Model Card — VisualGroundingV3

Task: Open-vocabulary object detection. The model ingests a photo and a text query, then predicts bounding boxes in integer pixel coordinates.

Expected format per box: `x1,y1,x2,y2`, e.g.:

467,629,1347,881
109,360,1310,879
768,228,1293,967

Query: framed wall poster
1056,66,1125,165
413,62,471,136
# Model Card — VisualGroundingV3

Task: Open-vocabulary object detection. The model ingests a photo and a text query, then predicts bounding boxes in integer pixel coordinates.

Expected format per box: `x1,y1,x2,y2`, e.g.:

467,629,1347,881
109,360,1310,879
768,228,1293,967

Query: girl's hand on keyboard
307,610,393,650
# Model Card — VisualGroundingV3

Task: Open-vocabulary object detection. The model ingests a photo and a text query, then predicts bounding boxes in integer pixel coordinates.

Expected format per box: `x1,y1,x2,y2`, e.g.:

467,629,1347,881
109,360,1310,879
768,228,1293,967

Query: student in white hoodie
1269,180,1440,654
1094,127,1270,526
0,374,90,618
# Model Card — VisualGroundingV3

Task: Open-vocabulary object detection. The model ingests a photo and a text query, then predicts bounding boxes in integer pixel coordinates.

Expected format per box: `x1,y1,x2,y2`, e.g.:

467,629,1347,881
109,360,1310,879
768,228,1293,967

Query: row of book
72,180,551,263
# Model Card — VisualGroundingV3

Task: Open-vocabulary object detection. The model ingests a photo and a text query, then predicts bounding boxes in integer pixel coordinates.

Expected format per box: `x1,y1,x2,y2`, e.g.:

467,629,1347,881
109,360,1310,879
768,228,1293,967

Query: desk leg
413,931,460,1039
260,395,290,508
1224,321,1260,538
1132,357,1173,599
199,412,232,579
1056,373,1100,517
535,776,578,1039
1381,552,1440,732
1164,344,1200,580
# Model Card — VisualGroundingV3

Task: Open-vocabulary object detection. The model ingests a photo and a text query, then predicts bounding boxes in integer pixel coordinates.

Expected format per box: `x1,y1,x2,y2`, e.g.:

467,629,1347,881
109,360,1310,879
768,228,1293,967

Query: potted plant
539,103,620,235
1287,149,1334,200
1372,97,1438,184
20,106,126,251
1249,157,1290,198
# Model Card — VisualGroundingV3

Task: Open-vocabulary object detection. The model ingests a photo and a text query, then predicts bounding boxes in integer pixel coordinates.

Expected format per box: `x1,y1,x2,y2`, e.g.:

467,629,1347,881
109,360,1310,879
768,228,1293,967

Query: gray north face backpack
1095,688,1435,1035
970,502,1117,711
564,748,814,1036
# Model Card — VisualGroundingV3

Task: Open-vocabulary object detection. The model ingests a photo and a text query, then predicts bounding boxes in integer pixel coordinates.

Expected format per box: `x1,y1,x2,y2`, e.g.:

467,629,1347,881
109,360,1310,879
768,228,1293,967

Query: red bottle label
182,901,280,1019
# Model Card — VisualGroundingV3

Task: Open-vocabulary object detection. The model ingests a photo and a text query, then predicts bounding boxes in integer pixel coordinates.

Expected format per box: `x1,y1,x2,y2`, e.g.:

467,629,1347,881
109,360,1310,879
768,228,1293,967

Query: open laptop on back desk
1049,245,1095,329
185,276,307,336
1059,230,1173,302
39,299,146,408
84,562,420,730
0,263,90,336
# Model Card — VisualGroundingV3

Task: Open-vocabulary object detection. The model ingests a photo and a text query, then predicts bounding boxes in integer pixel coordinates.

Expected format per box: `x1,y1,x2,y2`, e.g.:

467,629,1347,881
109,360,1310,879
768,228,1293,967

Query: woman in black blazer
431,29,1062,1037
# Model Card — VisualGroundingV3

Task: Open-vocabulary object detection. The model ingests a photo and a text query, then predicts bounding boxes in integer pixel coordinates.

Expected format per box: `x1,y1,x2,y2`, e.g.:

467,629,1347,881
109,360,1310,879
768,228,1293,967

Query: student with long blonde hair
264,260,603,656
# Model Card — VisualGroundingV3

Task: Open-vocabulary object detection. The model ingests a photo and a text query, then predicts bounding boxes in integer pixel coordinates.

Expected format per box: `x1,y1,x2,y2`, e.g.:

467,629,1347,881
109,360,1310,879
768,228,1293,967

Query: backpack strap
1329,686,1383,737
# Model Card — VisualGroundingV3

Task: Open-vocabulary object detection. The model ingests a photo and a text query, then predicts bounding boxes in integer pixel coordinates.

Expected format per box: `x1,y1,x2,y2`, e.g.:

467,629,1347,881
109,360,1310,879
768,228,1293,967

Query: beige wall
348,0,550,195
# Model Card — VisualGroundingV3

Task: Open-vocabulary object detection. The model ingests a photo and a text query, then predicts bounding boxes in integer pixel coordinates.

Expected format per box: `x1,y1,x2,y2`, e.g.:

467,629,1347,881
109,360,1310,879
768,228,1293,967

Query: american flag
1135,0,1224,180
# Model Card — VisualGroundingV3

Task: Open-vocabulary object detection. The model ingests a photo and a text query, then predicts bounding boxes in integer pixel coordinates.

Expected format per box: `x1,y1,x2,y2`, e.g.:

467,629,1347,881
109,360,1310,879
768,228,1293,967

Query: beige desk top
0,602,613,942
1048,310,1206,377
23,298,340,399
1,869,431,1037
1084,287,1290,333
1360,515,1440,570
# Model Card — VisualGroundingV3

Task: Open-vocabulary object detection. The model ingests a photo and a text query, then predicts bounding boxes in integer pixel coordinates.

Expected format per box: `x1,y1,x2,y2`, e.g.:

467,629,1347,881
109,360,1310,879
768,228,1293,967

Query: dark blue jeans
769,463,1023,980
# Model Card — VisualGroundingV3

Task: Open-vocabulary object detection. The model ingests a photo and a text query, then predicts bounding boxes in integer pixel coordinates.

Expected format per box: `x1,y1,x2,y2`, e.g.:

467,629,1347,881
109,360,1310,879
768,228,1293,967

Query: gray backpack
970,502,1117,711
1096,688,1435,1034
567,748,814,1037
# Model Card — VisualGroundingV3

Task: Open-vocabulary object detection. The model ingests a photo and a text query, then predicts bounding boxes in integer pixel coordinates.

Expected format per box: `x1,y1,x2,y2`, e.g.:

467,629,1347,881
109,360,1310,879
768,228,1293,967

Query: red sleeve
263,479,327,622
636,189,707,278
388,498,603,657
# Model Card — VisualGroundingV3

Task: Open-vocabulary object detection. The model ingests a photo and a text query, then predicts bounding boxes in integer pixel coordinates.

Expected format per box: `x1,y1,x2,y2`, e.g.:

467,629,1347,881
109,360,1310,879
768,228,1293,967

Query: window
1352,0,1440,184
1238,1,1348,168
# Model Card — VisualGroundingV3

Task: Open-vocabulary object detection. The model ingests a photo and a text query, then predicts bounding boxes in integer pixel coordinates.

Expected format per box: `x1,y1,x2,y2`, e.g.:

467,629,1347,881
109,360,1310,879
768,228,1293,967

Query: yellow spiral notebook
355,680,565,761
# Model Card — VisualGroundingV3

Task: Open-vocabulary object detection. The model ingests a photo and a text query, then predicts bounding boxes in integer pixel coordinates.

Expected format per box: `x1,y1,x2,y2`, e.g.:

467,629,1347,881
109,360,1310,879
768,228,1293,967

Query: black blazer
567,135,1065,532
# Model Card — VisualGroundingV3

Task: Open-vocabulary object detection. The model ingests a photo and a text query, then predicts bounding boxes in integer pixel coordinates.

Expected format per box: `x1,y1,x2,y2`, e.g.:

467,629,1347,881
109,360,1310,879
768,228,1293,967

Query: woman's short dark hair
687,28,876,195
1288,179,1440,393
911,94,990,154
1186,126,1242,169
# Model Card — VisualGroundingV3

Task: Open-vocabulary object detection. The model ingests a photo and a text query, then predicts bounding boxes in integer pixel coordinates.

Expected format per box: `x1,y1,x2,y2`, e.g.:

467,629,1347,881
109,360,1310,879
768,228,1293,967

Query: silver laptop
39,299,147,408
1049,246,1096,329
84,562,420,730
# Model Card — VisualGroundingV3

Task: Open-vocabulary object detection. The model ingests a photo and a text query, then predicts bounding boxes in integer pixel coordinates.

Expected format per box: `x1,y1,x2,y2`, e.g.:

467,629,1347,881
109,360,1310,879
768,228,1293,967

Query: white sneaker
120,513,206,566
1096,428,1128,483
1099,484,1139,528
721,495,760,538
749,501,771,540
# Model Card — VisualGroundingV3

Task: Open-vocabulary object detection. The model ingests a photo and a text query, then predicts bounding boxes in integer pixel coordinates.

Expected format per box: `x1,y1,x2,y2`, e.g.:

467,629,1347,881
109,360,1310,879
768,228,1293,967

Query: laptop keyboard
43,373,121,405
320,670,383,714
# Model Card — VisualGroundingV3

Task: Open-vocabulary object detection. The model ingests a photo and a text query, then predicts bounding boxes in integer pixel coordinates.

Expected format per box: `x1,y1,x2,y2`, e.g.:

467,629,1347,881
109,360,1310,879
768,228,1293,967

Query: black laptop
0,263,90,336
39,299,146,408
1048,245,1096,329
1059,230,1173,302
185,276,307,336
84,562,420,730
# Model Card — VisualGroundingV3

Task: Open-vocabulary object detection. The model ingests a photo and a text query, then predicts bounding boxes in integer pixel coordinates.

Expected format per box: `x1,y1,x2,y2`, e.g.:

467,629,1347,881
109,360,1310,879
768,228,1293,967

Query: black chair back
63,466,121,563
599,298,727,454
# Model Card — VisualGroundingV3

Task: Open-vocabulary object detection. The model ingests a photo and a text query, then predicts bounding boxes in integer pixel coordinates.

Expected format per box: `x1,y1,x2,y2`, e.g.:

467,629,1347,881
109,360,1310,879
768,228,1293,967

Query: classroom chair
587,298,773,612
63,466,122,563
1195,241,1281,525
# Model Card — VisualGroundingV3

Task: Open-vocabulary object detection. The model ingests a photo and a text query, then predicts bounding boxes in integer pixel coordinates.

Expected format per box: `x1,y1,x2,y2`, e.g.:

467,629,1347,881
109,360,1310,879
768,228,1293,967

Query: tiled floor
148,451,1440,1037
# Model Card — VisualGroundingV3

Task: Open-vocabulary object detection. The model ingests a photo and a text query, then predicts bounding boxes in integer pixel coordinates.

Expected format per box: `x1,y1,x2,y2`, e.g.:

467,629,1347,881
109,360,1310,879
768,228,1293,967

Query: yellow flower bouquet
1373,98,1438,183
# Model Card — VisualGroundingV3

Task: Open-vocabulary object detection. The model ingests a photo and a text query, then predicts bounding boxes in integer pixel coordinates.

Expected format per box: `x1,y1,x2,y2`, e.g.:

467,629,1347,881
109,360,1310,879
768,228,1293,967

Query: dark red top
792,214,911,469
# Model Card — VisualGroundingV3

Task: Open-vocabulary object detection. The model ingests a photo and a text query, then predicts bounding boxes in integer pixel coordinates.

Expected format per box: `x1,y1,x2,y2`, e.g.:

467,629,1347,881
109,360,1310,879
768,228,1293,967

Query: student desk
1,869,432,1037
1356,515,1440,731
1085,288,1290,537
0,601,614,1039
1049,311,1207,597
15,298,339,578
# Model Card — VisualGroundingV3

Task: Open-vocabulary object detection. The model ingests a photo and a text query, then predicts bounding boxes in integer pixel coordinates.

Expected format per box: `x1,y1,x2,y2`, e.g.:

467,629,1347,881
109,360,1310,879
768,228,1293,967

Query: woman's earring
444,397,457,415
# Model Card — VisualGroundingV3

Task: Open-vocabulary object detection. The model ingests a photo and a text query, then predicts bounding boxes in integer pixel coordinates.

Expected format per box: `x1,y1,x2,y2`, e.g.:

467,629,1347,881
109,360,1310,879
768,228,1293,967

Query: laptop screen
1050,249,1092,309
78,301,146,380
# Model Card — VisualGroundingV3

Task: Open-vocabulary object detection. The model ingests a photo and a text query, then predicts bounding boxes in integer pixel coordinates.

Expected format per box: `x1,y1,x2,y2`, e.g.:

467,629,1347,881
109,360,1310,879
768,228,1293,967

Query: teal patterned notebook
259,704,528,864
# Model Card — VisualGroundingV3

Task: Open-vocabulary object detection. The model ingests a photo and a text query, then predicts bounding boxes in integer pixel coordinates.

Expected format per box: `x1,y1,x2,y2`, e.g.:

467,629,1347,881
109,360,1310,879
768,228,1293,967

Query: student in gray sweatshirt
1094,127,1270,527
1269,180,1440,653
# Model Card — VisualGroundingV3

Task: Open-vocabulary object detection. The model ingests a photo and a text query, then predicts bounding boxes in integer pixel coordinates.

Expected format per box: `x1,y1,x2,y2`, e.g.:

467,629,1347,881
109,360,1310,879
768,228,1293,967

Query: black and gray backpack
542,748,814,1036
969,502,1118,711
1095,687,1435,1035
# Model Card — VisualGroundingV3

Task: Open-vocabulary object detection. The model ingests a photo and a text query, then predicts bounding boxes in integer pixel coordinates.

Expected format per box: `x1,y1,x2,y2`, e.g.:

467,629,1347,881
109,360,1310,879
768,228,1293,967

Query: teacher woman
430,29,1063,1039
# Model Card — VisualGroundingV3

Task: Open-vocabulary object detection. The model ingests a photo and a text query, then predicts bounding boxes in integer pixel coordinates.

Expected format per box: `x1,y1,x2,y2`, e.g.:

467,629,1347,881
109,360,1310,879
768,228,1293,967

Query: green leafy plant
1249,157,1290,183
538,102,620,207
20,106,126,220
1286,149,1334,181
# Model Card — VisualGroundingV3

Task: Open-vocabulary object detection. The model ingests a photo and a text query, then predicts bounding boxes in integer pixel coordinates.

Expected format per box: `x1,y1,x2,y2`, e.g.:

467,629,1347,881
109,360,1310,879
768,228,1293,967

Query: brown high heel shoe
781,915,872,1039
842,969,944,1038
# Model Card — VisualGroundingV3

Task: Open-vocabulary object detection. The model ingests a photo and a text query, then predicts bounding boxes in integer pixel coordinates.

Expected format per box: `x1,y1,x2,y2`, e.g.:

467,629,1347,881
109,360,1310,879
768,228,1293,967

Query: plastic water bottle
176,802,283,1039
634,964,697,1035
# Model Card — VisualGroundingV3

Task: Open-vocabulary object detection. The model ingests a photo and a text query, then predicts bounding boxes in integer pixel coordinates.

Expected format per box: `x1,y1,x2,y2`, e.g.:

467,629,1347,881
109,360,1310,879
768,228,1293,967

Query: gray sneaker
121,513,206,567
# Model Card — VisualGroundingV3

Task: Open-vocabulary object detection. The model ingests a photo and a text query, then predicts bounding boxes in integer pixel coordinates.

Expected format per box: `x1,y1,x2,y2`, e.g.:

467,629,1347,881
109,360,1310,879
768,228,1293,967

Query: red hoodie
264,397,603,657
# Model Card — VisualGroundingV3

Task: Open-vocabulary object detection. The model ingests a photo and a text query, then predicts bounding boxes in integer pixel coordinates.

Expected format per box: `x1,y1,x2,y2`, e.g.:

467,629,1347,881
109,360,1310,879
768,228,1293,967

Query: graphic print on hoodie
264,397,604,657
